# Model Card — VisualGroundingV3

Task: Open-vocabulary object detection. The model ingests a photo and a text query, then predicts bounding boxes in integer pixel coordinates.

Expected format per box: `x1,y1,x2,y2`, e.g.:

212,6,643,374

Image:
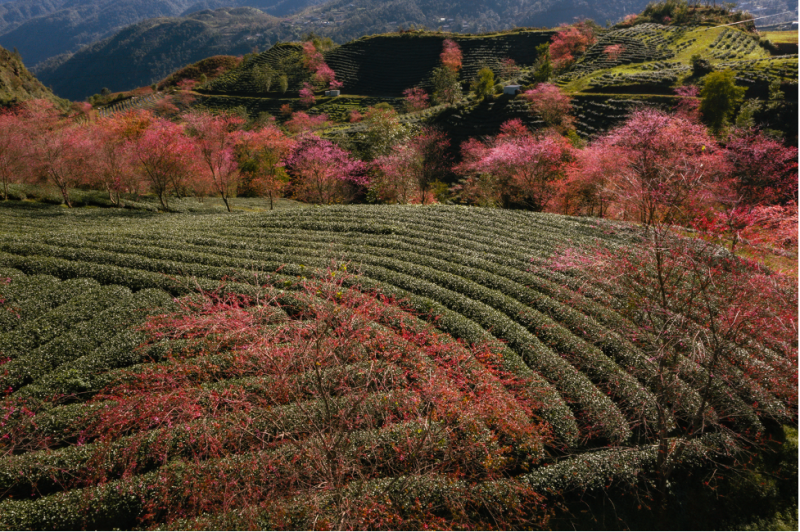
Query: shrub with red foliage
4,266,552,529
549,22,596,69
521,83,574,132
550,223,798,517
440,39,463,72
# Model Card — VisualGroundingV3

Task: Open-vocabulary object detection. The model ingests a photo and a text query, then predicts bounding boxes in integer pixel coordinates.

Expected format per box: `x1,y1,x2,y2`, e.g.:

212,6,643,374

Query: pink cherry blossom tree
372,127,451,204
521,83,574,132
600,108,727,226
84,111,149,206
603,44,625,61
20,100,92,208
133,117,197,210
674,85,701,122
284,111,330,135
402,87,430,113
549,22,596,69
303,40,343,91
557,143,627,217
184,111,247,212
236,125,295,209
0,107,27,200
285,135,367,204
440,39,463,72
457,119,572,210
299,82,316,108
725,128,798,207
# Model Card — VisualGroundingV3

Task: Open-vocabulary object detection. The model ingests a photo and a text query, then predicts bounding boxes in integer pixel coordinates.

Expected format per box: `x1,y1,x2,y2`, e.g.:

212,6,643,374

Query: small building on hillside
503,85,521,95
325,90,341,97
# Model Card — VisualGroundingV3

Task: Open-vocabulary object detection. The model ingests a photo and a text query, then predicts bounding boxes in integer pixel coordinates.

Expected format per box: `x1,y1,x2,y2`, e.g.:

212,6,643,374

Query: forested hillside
0,0,327,71
36,7,285,101
30,0,660,98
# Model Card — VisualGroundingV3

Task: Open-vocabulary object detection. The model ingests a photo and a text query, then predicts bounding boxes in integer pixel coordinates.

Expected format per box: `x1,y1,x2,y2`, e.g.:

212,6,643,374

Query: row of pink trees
0,102,301,211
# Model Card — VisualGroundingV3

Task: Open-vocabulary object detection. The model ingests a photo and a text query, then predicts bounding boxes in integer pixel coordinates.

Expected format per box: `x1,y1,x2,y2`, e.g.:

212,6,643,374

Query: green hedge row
0,285,177,389
0,280,111,359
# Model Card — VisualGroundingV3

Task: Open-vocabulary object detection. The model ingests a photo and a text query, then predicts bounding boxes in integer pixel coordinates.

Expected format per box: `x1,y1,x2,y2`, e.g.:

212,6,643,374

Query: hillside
187,19,797,146
29,0,663,98
290,0,653,41
0,203,795,529
0,44,63,106
35,7,288,101
0,0,328,70
205,30,556,98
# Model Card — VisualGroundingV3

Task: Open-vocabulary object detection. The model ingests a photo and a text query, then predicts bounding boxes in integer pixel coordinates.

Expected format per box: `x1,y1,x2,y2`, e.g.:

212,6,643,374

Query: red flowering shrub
0,266,553,529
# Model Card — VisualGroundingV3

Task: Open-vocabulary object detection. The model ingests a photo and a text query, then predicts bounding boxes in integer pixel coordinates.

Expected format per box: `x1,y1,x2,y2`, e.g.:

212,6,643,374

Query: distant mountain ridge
36,7,288,100
0,0,328,69
34,0,658,100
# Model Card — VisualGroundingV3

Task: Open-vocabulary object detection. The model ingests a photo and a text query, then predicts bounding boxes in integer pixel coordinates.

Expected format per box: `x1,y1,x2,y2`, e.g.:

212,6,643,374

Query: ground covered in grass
0,203,796,529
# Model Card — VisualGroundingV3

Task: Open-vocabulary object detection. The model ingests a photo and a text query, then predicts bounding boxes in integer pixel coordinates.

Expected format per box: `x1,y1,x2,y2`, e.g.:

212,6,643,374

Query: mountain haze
36,7,286,100
0,0,327,69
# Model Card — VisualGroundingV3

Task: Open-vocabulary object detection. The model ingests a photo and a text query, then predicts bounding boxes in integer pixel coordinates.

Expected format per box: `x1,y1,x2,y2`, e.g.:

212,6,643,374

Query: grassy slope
0,45,64,107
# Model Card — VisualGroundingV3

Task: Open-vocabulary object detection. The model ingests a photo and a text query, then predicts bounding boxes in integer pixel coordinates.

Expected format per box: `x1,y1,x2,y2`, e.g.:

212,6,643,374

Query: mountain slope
0,0,327,69
294,0,654,41
36,7,287,100
0,44,63,106
31,0,657,99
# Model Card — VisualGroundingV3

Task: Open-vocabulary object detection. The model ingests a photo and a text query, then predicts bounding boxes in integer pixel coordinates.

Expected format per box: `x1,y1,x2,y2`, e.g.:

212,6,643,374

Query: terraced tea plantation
0,204,795,529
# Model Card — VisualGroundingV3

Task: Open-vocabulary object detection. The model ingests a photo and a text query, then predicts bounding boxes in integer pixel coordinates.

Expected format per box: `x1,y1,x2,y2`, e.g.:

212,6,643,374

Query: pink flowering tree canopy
457,119,572,210
285,135,367,204
440,39,463,72
522,83,574,132
549,22,596,69
184,111,246,212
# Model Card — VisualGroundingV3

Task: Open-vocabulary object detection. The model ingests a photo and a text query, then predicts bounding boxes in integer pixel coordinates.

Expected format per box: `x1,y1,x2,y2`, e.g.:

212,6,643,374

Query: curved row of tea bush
0,204,794,530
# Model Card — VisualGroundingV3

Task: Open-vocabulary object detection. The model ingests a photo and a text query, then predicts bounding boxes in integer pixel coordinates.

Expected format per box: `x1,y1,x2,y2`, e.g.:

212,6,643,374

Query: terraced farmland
0,203,795,529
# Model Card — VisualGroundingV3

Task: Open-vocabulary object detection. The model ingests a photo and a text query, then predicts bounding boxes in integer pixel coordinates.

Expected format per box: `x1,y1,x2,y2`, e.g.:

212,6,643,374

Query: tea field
0,203,796,529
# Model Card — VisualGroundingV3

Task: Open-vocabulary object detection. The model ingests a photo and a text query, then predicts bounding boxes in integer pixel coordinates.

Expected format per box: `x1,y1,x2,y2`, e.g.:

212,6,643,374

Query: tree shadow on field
0,200,162,220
